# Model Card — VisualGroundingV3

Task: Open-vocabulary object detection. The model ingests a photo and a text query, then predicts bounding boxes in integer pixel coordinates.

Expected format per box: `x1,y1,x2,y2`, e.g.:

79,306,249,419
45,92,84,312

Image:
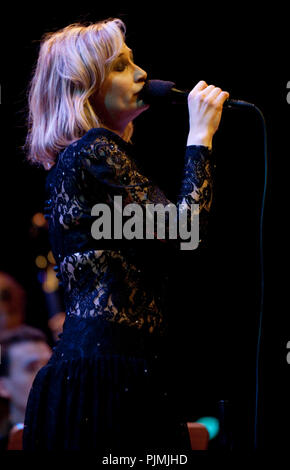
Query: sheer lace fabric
44,128,213,335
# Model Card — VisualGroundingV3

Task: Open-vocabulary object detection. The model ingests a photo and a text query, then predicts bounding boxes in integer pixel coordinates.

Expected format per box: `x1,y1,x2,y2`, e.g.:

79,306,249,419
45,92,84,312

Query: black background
0,3,288,455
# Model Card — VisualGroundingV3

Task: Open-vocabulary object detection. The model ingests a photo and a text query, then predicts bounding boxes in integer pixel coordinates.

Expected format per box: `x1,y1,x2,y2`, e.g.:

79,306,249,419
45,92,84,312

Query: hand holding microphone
139,79,255,150
187,80,229,148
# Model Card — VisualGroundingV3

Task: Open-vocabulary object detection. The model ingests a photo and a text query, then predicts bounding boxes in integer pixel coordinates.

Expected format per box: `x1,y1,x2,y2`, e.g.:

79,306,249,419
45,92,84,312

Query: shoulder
75,128,131,160
75,129,134,176
45,128,137,192
51,128,130,169
46,128,128,178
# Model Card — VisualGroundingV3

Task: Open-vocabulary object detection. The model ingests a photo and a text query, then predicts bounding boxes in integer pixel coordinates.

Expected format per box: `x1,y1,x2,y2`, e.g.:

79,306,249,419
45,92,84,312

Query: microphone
139,79,255,109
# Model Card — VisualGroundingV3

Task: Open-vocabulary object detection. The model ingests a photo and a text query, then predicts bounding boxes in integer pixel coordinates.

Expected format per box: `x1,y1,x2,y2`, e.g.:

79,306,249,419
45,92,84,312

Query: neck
100,116,130,141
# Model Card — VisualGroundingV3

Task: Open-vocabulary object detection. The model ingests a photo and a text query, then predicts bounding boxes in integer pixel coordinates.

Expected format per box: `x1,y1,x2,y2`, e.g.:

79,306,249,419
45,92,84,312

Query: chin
135,101,150,114
136,97,149,109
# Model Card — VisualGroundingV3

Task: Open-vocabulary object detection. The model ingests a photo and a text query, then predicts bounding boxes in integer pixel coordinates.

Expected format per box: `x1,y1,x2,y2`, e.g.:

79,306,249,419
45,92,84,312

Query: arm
81,80,228,251
80,137,213,251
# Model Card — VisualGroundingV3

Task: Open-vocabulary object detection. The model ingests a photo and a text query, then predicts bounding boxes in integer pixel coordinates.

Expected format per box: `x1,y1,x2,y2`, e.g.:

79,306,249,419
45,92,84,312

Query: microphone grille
140,79,176,104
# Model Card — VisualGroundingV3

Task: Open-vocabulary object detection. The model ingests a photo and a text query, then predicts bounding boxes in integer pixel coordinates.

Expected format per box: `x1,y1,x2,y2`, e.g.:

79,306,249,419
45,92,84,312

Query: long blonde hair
25,18,133,170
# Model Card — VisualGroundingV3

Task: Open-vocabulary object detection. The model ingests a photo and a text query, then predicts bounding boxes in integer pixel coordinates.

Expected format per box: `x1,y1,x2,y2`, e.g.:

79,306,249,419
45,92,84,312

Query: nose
134,64,147,83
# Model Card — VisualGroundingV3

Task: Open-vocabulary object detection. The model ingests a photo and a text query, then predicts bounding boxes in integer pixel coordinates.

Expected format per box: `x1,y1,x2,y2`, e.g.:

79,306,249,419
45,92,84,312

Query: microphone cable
251,103,268,450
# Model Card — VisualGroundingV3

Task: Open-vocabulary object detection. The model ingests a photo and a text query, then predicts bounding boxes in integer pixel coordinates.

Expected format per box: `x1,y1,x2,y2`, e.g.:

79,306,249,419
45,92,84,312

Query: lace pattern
44,128,214,334
59,249,165,333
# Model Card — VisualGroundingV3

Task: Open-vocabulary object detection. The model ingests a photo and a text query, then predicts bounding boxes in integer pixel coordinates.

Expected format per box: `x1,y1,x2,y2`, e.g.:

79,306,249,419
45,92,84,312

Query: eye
114,61,127,72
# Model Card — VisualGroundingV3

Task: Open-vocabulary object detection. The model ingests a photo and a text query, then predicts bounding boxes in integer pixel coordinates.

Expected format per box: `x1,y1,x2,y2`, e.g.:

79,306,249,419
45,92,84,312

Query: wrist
187,132,212,149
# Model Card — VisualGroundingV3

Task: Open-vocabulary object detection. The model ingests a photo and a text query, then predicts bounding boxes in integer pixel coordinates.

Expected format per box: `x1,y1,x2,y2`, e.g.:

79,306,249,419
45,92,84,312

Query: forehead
9,341,51,364
118,43,133,56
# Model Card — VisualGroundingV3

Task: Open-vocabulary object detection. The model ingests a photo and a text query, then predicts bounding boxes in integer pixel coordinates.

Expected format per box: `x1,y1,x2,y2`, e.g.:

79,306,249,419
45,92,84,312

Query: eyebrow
117,49,134,59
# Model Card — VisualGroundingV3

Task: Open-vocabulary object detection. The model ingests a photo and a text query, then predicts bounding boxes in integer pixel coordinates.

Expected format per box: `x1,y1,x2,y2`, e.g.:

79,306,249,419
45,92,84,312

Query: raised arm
81,82,229,251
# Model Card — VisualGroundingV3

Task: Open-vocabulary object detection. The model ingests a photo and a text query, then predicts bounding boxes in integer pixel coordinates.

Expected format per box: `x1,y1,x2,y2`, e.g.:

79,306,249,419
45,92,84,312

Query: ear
0,377,11,399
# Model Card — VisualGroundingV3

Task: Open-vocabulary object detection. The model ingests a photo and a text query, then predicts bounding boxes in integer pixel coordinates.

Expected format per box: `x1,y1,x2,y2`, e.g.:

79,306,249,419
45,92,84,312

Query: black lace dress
23,128,213,451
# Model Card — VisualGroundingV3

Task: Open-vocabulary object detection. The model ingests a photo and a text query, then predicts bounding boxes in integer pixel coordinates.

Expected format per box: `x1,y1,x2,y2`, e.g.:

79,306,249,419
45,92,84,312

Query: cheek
106,78,131,107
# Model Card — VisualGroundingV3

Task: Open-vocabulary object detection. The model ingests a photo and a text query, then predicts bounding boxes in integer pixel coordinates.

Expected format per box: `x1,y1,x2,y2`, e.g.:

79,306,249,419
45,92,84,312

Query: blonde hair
25,18,133,170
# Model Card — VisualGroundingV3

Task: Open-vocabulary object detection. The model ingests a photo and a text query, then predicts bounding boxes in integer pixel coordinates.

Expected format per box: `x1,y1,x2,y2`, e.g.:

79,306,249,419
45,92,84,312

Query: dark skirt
23,314,191,451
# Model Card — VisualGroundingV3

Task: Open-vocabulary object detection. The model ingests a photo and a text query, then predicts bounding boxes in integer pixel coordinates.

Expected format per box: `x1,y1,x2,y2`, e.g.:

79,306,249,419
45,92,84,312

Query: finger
204,87,222,101
199,84,216,97
191,80,208,94
215,91,230,106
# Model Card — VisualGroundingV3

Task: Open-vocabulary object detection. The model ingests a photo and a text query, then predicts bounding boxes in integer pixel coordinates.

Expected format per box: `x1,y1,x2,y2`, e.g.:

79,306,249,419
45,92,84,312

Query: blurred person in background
0,325,52,450
0,272,26,331
0,271,27,440
48,311,65,343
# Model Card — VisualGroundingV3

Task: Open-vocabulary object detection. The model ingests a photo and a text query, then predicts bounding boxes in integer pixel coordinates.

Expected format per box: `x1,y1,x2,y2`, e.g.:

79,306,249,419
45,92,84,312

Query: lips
135,85,145,96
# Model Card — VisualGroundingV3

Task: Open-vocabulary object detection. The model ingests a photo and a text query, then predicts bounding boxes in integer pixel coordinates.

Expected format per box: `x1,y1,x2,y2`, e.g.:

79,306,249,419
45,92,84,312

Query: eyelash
114,56,135,72
115,62,127,72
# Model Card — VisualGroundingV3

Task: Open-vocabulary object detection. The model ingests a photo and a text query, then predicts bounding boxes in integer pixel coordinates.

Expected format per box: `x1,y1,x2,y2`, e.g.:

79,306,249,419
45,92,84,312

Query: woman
23,18,229,451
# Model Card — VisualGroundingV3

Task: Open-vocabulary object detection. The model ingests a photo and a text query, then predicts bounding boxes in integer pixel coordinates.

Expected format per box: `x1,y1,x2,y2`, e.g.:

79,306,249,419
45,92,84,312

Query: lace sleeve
79,136,214,251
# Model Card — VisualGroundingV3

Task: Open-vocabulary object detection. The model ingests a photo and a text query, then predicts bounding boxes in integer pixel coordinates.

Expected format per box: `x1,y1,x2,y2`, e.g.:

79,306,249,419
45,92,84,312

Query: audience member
0,272,26,331
0,325,52,449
